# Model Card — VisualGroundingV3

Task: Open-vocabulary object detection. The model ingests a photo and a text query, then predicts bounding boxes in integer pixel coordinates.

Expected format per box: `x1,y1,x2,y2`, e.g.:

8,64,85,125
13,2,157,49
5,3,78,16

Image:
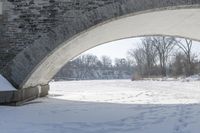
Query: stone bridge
0,0,200,105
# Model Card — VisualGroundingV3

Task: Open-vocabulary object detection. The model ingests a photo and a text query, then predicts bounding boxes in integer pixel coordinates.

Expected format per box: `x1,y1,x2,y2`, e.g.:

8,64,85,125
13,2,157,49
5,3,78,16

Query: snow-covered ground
50,80,200,104
1,80,200,133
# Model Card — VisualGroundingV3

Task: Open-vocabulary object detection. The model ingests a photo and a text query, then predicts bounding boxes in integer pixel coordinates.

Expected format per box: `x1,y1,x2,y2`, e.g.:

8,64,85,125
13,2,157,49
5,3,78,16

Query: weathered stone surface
0,2,2,15
0,0,199,89
0,84,49,106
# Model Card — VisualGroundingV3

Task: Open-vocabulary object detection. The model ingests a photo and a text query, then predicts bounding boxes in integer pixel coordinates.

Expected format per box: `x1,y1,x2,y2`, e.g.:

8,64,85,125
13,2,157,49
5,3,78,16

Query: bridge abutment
0,84,49,106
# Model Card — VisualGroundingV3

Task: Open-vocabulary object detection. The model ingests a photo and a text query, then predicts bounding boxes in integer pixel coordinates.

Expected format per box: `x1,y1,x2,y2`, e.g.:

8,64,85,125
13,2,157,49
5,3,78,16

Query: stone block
0,84,49,106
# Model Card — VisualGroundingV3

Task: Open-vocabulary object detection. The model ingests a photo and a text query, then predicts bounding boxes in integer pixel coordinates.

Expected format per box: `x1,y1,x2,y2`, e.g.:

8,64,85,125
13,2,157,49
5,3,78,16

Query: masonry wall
0,0,123,70
1,0,200,72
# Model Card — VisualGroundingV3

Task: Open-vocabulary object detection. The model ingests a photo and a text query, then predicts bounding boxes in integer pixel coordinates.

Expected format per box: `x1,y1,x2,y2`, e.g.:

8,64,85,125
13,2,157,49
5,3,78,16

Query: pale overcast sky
83,38,141,60
78,37,200,61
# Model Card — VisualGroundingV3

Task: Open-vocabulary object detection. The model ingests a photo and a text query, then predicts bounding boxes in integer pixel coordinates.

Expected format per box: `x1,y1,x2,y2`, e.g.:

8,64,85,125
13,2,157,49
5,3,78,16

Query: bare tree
176,39,194,76
114,58,133,79
128,48,146,77
140,38,158,77
171,52,186,76
80,54,99,79
101,56,112,68
128,37,158,78
151,36,176,76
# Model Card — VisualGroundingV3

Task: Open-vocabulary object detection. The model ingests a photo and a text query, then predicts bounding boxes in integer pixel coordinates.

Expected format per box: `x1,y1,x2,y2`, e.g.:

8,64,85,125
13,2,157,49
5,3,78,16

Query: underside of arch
18,8,200,89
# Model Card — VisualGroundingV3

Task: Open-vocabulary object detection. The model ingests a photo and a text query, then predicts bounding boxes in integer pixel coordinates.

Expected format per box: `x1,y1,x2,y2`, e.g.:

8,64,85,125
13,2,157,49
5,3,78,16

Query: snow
1,80,200,133
0,75,16,91
50,80,200,104
183,74,200,82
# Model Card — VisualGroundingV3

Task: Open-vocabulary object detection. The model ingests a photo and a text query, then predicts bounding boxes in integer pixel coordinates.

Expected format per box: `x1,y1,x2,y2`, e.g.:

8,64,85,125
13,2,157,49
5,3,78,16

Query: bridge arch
1,1,200,92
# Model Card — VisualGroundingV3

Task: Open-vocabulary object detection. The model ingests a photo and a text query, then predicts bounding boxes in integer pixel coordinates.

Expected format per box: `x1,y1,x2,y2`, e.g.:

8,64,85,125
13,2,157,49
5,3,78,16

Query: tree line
55,36,200,81
128,36,200,80
55,55,133,81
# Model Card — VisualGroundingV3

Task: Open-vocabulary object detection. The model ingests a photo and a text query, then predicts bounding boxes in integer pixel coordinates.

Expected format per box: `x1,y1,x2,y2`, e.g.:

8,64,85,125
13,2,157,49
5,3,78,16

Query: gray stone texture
0,84,49,105
0,0,199,88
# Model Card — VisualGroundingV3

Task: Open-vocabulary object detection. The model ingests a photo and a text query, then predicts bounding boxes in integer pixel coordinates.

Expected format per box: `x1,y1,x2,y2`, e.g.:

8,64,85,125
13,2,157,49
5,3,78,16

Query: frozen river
1,80,200,133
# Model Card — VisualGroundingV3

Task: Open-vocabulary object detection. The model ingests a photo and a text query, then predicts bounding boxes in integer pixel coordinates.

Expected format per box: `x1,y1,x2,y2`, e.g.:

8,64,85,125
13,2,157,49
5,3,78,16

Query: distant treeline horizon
55,36,200,81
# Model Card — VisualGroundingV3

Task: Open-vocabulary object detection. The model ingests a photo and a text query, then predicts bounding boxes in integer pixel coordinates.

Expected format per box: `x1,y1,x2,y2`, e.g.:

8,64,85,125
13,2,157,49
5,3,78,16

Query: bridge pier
0,85,49,106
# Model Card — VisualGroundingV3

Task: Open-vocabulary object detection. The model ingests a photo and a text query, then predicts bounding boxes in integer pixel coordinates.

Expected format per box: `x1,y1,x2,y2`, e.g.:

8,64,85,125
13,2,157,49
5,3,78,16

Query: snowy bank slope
0,75,16,91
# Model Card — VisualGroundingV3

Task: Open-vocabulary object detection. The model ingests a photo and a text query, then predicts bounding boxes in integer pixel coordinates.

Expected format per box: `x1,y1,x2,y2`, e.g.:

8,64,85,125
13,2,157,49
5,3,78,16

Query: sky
83,38,141,60
78,37,200,61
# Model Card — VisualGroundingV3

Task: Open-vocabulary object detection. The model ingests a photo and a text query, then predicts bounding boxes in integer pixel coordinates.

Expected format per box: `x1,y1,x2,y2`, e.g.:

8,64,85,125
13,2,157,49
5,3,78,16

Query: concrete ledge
0,84,49,106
